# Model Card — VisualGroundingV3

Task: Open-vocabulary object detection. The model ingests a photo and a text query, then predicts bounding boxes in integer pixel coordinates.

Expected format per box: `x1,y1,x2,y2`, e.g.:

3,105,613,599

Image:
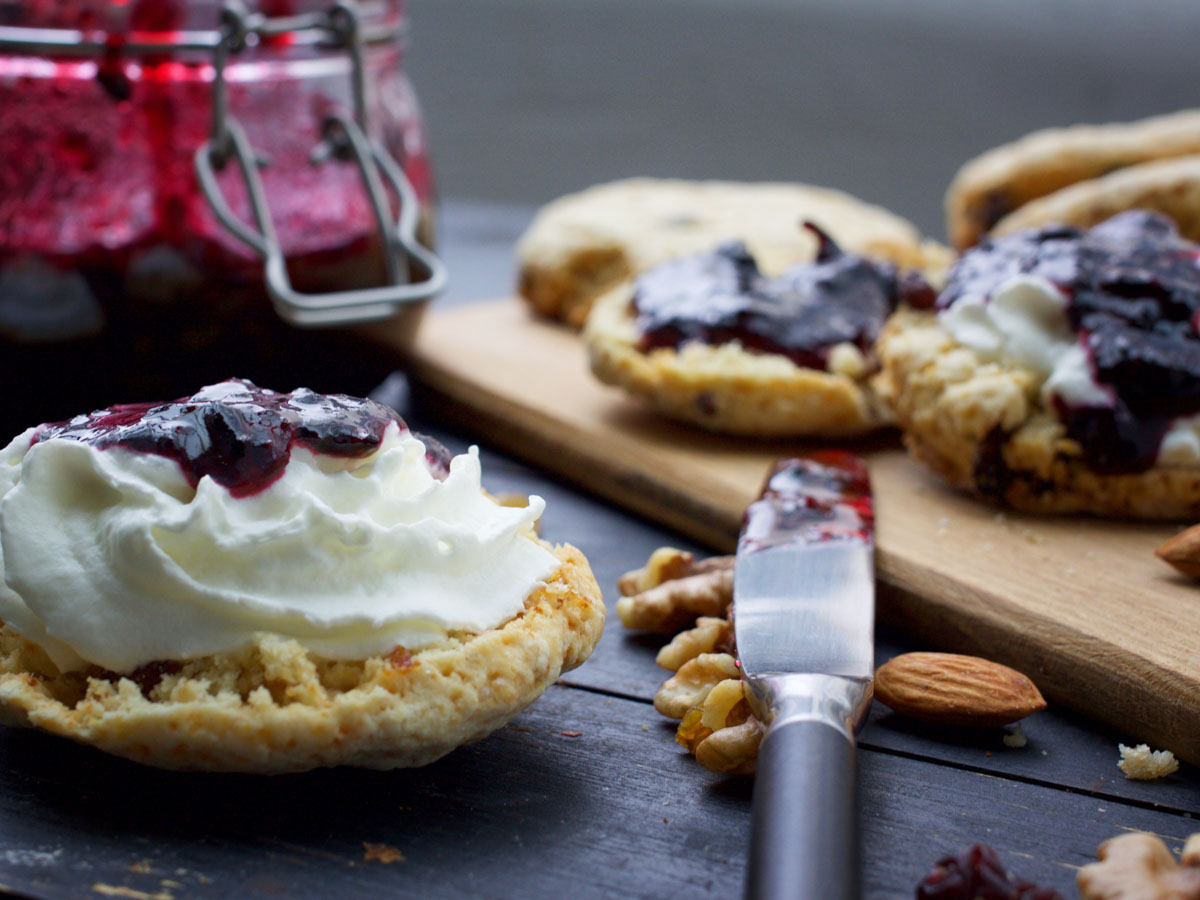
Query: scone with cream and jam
877,210,1200,517
0,379,604,772
585,223,938,437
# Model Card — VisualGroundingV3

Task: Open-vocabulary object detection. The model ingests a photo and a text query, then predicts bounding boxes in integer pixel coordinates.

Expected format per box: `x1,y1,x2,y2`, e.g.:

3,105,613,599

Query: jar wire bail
195,0,446,327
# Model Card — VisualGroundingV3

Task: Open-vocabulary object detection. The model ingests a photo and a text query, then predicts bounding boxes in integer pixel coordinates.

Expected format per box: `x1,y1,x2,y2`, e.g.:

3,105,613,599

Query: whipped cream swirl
0,424,558,672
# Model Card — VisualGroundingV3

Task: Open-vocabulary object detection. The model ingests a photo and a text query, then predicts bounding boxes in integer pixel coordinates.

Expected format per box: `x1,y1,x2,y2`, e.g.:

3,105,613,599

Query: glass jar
0,0,442,426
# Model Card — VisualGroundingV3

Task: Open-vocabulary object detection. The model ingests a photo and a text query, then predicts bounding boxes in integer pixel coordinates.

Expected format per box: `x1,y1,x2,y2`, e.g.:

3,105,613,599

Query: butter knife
734,452,875,900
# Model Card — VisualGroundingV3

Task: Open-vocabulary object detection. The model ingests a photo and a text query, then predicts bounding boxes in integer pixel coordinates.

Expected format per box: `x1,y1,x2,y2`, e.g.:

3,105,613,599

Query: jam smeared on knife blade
632,223,932,370
739,451,873,554
939,211,1200,473
32,379,448,497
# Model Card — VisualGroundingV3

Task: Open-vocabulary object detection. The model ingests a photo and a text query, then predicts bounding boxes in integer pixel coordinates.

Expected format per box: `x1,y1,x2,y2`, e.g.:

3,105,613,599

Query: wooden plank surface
0,684,1194,900
375,297,1200,765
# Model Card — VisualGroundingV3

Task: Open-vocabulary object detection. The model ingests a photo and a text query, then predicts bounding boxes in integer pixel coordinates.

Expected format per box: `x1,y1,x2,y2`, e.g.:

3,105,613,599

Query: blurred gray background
405,0,1200,245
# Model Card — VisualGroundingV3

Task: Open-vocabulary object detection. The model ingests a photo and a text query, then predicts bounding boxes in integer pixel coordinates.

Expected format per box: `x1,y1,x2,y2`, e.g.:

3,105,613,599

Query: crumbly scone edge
0,541,604,773
945,108,1200,250
584,283,890,437
875,308,1200,517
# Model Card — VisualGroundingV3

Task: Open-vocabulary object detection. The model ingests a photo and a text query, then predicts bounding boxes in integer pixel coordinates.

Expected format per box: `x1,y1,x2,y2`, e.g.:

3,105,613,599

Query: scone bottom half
877,211,1200,518
0,379,605,772
585,222,938,438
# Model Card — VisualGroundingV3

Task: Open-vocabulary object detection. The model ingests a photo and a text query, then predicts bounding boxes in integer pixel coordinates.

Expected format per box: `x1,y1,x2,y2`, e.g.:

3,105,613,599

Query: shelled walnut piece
618,547,762,773
1077,832,1200,900
615,549,733,632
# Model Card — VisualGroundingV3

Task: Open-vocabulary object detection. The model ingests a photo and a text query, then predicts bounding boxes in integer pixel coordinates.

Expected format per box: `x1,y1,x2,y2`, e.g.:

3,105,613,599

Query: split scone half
0,380,605,772
517,177,950,328
988,154,1200,243
585,223,943,437
877,211,1200,517
945,108,1200,250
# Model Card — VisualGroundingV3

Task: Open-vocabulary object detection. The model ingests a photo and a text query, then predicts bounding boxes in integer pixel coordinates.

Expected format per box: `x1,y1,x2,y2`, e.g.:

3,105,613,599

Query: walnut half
622,546,759,776
1077,832,1200,900
655,616,732,671
675,677,761,777
616,550,733,633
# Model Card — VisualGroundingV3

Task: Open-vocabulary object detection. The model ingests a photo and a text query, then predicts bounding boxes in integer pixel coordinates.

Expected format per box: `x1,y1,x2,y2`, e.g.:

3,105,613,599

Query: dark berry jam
939,211,1200,473
31,379,446,497
916,843,1062,900
633,224,931,371
739,451,873,553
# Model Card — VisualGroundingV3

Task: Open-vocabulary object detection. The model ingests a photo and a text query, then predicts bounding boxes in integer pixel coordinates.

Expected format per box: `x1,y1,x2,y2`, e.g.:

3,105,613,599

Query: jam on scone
633,223,934,371
0,379,604,772
938,211,1200,473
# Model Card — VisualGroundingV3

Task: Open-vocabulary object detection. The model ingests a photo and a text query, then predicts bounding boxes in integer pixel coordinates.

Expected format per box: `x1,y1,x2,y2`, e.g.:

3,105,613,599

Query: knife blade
734,451,875,900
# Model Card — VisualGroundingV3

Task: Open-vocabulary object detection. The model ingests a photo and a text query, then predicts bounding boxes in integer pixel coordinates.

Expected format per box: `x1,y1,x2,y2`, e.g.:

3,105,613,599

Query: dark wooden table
2,202,1198,899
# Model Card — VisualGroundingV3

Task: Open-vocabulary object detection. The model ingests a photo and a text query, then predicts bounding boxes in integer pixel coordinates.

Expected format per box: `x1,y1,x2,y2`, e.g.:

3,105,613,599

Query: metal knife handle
746,718,859,900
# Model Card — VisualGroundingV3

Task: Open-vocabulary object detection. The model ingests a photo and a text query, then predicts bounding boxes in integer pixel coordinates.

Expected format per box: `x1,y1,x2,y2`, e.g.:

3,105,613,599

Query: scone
586,223,937,437
877,211,1200,517
945,108,1200,250
989,154,1200,243
517,177,950,327
0,379,604,772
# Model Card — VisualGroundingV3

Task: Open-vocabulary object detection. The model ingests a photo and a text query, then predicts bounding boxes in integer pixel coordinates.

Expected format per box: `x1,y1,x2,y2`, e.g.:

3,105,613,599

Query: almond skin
1156,524,1200,578
874,652,1046,727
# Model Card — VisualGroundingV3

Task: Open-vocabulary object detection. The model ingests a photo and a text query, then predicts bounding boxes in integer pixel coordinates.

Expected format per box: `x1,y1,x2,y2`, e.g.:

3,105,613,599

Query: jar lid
0,0,404,59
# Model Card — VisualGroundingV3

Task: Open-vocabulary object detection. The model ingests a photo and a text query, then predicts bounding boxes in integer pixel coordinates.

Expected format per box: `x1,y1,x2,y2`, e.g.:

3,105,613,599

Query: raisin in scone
585,224,937,437
877,211,1200,517
945,108,1200,250
0,380,604,772
517,177,949,327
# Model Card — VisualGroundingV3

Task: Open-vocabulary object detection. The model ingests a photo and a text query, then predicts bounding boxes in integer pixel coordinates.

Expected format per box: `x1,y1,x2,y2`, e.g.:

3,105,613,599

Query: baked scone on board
0,379,604,772
876,210,1200,517
945,108,1200,250
585,223,938,437
517,177,950,327
989,154,1200,243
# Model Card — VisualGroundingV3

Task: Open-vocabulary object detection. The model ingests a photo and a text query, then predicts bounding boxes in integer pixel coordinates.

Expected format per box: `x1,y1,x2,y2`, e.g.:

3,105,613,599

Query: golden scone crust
0,541,604,773
990,155,1200,242
875,309,1200,517
946,108,1200,250
585,283,889,437
517,177,950,327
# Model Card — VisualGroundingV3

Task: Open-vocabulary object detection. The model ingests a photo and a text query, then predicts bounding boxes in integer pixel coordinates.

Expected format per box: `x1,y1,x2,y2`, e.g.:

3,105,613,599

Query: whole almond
1156,524,1200,578
874,652,1046,727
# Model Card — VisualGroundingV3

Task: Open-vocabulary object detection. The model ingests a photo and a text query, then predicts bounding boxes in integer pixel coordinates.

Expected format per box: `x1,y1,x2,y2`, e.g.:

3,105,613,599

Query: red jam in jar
0,0,437,425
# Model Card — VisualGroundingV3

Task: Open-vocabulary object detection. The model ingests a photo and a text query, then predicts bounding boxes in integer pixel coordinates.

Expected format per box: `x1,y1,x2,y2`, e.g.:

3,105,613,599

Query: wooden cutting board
369,297,1200,765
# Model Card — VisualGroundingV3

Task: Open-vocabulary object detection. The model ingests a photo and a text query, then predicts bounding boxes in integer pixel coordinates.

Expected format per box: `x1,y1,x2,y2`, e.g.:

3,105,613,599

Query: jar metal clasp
194,0,446,327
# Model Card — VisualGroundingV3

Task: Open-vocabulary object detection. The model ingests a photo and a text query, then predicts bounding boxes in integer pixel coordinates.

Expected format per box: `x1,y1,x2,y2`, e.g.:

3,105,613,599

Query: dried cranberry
916,844,1062,900
633,224,930,371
